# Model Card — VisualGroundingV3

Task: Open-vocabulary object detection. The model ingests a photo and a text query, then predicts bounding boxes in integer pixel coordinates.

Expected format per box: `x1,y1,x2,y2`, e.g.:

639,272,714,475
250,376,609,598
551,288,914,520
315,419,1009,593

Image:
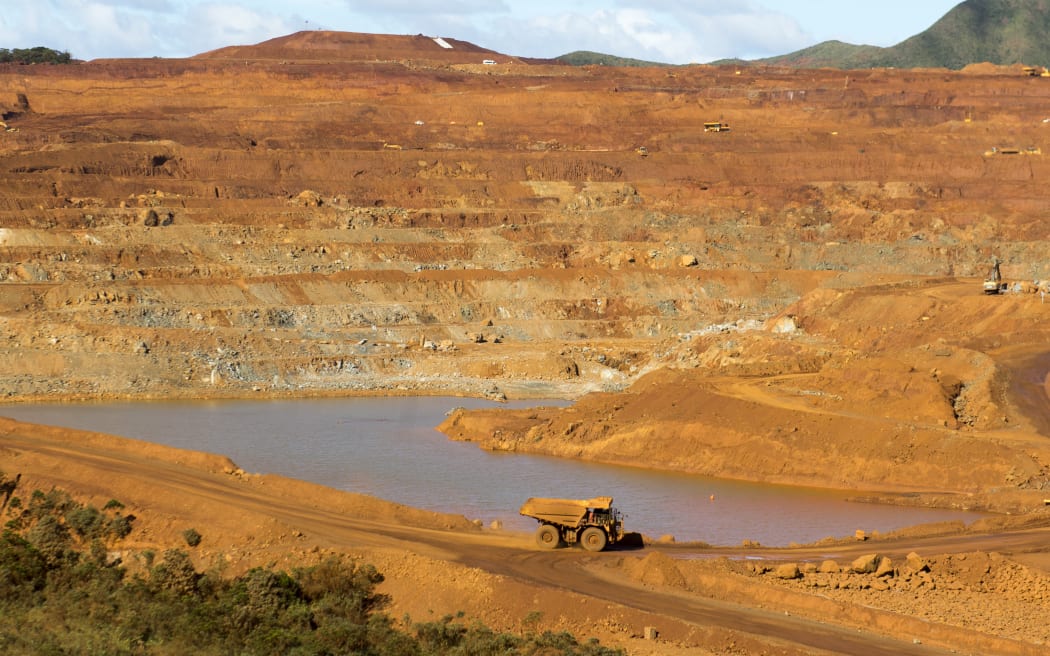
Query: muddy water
2,397,985,545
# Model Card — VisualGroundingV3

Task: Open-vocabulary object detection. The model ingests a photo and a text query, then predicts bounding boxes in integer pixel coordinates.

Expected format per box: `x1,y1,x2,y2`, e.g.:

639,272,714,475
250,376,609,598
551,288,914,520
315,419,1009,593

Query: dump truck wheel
535,524,562,549
580,526,607,552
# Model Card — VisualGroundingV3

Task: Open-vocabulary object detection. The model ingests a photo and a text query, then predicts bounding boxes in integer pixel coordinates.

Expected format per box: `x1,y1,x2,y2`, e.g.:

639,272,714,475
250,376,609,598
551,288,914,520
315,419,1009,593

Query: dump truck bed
519,496,613,525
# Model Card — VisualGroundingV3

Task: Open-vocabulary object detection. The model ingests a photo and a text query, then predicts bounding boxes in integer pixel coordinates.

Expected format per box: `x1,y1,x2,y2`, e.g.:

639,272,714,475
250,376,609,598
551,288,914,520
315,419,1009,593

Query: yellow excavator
983,256,1005,294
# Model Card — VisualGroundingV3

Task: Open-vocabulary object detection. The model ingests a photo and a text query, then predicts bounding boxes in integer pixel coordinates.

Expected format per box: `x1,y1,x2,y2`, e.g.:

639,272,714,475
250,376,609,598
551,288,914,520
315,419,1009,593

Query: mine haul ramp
519,496,624,552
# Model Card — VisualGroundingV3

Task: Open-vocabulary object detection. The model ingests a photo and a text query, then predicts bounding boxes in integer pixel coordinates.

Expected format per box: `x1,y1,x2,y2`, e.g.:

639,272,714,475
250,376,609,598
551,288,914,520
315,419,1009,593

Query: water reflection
1,397,984,545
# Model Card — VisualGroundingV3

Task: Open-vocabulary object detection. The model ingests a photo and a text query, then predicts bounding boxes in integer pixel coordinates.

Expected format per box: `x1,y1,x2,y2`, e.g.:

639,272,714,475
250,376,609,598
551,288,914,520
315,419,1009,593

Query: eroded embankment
439,280,1050,511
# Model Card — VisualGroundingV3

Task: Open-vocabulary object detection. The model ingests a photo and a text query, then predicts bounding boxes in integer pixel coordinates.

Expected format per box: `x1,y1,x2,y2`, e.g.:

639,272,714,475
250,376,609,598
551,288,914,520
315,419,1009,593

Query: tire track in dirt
4,421,1048,655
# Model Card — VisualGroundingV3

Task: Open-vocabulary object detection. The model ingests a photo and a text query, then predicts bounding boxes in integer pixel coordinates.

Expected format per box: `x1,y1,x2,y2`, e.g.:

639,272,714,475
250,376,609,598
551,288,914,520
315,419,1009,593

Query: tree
0,47,73,64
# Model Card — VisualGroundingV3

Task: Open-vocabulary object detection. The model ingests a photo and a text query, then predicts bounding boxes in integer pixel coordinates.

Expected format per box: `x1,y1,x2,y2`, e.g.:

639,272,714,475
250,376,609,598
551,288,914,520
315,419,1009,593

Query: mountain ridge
760,0,1050,69
561,0,1050,70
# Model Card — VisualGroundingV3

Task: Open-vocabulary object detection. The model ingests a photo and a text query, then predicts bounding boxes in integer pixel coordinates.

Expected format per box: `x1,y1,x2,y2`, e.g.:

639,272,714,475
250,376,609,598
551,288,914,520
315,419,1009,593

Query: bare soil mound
197,30,514,65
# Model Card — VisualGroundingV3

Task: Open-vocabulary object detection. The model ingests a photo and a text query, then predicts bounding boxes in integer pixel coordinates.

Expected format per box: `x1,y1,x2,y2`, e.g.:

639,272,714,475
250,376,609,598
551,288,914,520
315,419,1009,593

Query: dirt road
4,417,1048,655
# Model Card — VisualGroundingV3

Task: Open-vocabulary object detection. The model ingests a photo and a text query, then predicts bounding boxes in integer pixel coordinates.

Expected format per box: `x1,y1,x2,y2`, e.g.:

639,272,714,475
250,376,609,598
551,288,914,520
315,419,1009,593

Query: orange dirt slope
3,30,1050,654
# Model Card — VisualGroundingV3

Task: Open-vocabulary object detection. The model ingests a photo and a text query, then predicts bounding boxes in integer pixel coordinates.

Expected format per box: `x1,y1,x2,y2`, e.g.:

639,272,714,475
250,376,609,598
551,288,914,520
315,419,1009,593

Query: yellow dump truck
519,496,624,551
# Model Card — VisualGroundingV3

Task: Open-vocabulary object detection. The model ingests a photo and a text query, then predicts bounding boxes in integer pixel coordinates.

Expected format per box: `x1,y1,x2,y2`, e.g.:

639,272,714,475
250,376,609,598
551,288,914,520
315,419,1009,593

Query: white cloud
0,1,158,58
76,3,159,57
474,5,808,64
675,8,811,61
179,3,299,55
341,0,509,14
0,1,299,59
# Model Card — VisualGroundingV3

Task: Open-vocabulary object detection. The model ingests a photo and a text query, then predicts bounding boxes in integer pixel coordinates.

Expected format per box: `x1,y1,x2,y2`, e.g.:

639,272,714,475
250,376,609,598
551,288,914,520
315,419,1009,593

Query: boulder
774,563,801,580
819,560,841,574
851,553,881,574
906,552,929,573
875,557,895,578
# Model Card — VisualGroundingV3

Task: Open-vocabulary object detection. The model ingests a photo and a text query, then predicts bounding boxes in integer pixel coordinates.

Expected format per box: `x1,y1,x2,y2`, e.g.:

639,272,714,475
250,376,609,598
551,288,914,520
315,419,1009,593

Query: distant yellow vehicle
984,146,1041,157
704,121,730,133
1023,66,1050,77
983,257,1004,295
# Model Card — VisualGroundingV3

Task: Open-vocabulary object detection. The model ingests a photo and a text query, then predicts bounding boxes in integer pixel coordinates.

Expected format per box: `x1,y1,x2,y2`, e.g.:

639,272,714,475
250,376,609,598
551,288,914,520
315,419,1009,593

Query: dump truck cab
519,496,624,552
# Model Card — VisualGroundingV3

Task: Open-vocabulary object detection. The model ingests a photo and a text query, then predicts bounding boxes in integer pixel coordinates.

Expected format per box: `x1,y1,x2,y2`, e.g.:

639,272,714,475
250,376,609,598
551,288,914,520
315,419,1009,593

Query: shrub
0,530,49,595
149,549,200,597
182,527,202,547
26,514,75,566
67,505,106,539
108,513,134,540
0,484,624,656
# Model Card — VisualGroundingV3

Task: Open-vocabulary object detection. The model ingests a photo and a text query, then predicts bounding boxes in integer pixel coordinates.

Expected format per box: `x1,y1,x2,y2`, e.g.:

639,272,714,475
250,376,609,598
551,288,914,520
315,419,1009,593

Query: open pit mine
3,30,1050,655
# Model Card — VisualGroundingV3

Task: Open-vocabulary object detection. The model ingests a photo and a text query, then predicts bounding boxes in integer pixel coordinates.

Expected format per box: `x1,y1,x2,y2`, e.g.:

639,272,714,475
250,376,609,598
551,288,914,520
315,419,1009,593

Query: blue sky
1,1,962,64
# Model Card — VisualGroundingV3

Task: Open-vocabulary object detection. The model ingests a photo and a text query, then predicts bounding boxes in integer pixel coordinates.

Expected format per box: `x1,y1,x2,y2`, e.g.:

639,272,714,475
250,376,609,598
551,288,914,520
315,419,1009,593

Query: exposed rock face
2,35,1050,502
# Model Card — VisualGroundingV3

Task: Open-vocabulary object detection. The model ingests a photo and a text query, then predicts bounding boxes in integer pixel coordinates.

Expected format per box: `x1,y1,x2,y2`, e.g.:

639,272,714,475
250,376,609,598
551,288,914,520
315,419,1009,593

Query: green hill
554,50,668,68
557,0,1050,71
761,0,1050,69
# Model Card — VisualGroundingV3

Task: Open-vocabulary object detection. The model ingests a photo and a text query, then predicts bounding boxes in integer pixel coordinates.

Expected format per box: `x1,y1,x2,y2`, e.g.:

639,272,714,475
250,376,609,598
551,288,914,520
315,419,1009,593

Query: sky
1,1,964,64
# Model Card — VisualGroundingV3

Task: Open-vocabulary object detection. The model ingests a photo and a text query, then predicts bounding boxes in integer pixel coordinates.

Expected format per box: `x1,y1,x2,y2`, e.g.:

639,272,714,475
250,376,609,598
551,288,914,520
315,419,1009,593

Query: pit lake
1,396,986,546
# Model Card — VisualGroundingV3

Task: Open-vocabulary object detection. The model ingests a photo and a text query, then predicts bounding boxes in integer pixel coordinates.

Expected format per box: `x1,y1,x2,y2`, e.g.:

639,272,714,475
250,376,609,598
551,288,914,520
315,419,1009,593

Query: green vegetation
0,47,73,64
564,1,1050,71
555,50,669,68
0,473,623,655
733,40,887,70
182,527,203,547
758,0,1050,70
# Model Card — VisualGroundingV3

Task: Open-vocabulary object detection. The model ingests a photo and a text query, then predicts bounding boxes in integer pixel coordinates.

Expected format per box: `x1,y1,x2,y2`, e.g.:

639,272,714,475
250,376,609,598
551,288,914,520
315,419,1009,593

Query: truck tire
535,524,562,549
579,526,608,552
